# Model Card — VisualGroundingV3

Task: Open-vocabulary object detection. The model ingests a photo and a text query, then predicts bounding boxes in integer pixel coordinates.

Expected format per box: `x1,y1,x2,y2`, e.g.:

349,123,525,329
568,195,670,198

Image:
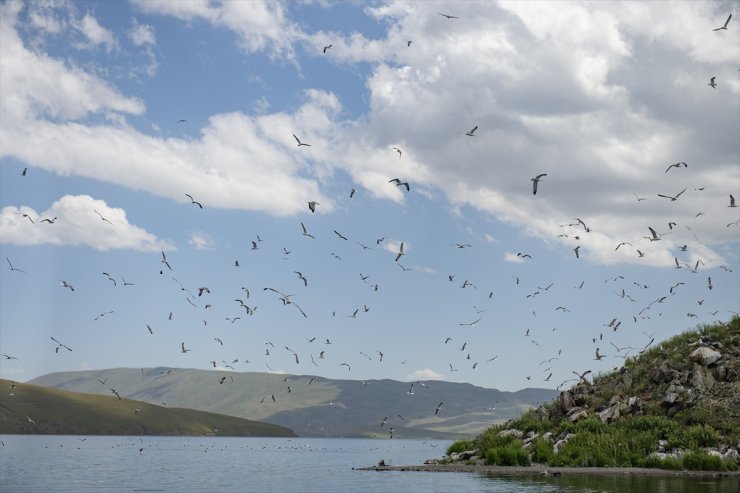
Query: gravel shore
356,463,740,477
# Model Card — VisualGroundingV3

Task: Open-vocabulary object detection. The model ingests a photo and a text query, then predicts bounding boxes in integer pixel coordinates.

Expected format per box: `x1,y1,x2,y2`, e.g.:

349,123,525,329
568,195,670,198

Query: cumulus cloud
130,0,299,58
73,12,116,51
0,195,174,252
129,19,156,46
405,368,444,381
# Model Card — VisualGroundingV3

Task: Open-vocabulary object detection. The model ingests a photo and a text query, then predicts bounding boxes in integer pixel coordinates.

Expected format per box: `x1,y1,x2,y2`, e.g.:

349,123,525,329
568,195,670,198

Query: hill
0,379,295,437
28,369,557,438
442,317,740,471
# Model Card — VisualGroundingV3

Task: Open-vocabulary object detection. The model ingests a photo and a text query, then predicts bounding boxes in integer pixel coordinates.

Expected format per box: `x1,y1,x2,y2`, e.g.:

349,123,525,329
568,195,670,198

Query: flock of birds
2,9,739,437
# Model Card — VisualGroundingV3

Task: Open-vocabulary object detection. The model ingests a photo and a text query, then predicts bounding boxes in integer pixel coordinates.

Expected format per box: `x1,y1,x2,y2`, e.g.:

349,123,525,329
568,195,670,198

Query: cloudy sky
1,0,738,392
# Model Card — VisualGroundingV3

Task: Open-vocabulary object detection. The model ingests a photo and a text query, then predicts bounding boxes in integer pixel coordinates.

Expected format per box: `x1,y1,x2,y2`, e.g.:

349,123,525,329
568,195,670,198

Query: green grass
447,317,740,471
0,379,296,436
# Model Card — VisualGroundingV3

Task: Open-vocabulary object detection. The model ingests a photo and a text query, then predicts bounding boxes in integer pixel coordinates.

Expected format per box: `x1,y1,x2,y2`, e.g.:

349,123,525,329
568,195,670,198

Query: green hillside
0,379,295,437
29,369,557,438
444,317,740,471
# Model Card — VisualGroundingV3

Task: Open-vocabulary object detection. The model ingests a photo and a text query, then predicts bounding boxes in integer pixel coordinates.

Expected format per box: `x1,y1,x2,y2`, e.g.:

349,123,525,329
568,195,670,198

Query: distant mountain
0,379,295,437
28,369,557,438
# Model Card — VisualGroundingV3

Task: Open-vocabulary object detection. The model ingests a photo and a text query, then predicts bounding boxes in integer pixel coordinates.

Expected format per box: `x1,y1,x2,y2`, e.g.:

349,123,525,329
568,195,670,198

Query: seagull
110,388,122,400
21,167,27,176
465,125,478,136
51,337,72,353
293,134,311,147
197,287,210,296
349,188,357,198
633,193,646,201
6,258,26,273
388,178,410,191
708,77,717,88
322,44,333,53
59,280,75,292
665,162,687,173
295,271,308,287
40,217,57,224
392,147,402,158
615,242,632,251
407,40,412,47
394,242,404,261
438,13,458,19
573,246,581,259
161,251,172,271
531,174,547,195
184,194,203,209
572,370,592,383
300,222,316,238
308,201,319,213
340,362,351,371
1,353,19,360
181,342,191,353
434,402,444,414
729,195,737,207
707,277,713,290
93,209,113,224
646,226,661,241
658,188,687,201
93,310,114,321
712,14,732,31
333,230,348,241
177,119,189,123
594,348,606,360
459,318,481,326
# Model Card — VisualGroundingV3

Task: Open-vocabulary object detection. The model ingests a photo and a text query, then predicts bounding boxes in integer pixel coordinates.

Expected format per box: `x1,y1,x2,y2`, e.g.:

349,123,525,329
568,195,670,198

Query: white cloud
188,232,215,251
73,13,117,51
129,20,155,46
0,195,174,252
130,0,299,58
405,368,443,381
0,5,143,122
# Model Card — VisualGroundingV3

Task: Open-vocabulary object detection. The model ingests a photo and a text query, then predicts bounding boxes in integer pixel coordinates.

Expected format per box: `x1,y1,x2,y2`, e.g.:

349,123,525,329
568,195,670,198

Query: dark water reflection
500,474,740,493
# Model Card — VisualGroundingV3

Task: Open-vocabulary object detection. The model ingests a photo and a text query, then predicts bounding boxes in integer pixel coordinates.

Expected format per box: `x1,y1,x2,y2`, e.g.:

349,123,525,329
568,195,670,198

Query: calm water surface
1,435,738,493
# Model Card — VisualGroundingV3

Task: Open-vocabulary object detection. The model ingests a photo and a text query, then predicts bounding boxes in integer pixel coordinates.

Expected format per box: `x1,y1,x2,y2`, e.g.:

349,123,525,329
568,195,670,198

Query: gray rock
558,391,575,412
569,409,589,422
498,429,523,439
662,392,680,405
599,404,620,424
689,347,721,366
722,448,739,462
690,365,715,393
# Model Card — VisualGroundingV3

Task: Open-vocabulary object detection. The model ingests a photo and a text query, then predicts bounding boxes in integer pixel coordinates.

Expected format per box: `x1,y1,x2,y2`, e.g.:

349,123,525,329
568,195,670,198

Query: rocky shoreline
356,463,740,477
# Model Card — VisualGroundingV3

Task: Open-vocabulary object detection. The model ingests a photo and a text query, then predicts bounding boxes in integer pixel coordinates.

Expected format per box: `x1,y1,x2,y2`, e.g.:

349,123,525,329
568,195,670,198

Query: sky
0,0,738,393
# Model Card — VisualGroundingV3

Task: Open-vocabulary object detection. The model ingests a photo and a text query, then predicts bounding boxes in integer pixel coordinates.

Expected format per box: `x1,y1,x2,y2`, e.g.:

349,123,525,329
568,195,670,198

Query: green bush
484,443,530,466
447,439,473,455
640,455,683,470
529,437,554,464
681,450,723,471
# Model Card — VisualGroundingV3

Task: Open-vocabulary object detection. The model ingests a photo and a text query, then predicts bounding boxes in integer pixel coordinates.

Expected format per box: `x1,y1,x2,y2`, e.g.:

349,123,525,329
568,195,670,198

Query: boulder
689,347,721,366
569,409,589,422
557,391,575,412
690,365,716,393
498,429,523,439
650,361,675,384
599,404,620,424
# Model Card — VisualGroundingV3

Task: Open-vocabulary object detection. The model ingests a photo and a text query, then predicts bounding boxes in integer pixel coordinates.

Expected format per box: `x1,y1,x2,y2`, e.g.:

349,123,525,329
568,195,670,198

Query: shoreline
356,464,740,478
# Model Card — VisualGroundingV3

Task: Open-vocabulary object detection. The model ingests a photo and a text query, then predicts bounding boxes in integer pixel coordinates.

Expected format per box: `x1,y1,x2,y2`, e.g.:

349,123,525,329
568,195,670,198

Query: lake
1,435,738,493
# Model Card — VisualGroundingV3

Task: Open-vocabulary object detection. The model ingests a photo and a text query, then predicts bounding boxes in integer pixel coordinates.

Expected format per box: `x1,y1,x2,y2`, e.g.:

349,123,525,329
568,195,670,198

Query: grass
0,379,296,436
447,318,740,471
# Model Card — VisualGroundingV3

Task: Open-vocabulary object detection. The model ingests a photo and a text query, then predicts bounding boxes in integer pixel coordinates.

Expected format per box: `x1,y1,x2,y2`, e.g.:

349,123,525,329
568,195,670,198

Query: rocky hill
442,317,740,471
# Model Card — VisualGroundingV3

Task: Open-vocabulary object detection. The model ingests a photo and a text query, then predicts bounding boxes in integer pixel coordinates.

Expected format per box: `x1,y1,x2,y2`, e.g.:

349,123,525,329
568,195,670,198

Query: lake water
1,435,738,493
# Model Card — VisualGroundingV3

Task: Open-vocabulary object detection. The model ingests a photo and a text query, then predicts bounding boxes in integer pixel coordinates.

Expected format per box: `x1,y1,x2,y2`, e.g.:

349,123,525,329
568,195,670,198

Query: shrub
529,437,554,464
447,439,473,455
681,450,723,471
484,443,530,466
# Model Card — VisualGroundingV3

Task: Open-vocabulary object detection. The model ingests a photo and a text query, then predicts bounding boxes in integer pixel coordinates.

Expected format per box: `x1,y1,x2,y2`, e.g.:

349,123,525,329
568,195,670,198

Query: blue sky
1,0,738,392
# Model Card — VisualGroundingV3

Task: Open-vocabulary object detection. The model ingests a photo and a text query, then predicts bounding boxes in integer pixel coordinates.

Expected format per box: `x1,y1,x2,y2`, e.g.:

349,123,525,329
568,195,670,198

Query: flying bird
657,188,687,201
392,147,402,158
438,13,458,19
5,258,25,273
665,162,687,173
531,174,547,195
308,201,319,213
708,77,717,88
300,222,315,238
434,402,444,414
293,134,311,146
322,44,332,53
93,209,113,224
161,251,172,271
729,195,737,207
712,14,732,31
59,280,74,292
51,337,72,353
388,178,410,191
185,194,203,209
181,342,191,353
465,125,478,136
